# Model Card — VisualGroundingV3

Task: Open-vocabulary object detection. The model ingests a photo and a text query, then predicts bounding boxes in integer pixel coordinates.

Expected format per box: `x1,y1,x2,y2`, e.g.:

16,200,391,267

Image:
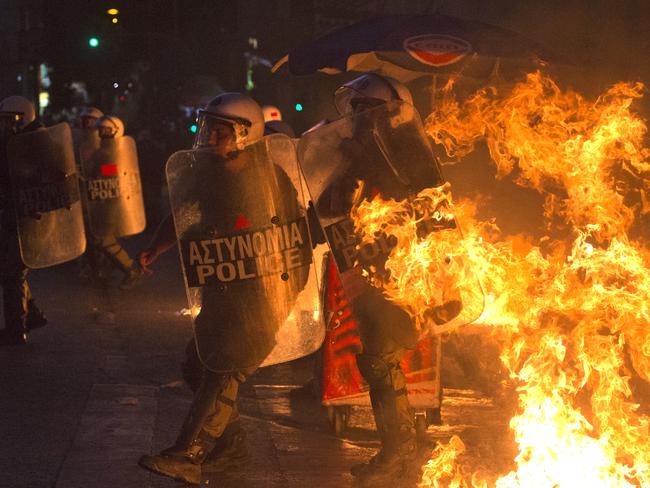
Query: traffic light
295,102,303,112
88,37,100,48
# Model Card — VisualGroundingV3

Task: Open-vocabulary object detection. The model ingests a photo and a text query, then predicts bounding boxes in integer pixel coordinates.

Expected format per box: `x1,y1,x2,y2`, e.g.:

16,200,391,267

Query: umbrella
273,14,555,82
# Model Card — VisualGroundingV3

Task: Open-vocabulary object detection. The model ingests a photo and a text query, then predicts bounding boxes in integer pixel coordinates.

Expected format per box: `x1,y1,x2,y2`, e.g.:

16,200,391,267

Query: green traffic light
295,103,303,112
89,37,99,48
190,124,197,133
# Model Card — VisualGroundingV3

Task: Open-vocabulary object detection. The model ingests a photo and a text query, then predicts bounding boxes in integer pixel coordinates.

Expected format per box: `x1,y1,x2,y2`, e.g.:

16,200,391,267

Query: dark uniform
0,120,47,345
319,110,447,481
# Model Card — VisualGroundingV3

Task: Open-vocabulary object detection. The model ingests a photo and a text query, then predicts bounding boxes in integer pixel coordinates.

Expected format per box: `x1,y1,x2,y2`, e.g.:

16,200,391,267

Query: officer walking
137,93,314,484
74,106,109,283
82,115,145,289
0,96,47,346
302,74,459,485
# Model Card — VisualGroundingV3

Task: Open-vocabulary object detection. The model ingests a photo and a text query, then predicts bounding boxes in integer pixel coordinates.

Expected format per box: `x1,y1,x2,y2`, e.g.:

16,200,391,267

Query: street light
107,8,119,15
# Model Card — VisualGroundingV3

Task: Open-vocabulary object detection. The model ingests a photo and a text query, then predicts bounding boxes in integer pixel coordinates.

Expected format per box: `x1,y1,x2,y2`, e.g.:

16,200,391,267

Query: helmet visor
334,86,386,116
98,125,117,138
193,113,239,150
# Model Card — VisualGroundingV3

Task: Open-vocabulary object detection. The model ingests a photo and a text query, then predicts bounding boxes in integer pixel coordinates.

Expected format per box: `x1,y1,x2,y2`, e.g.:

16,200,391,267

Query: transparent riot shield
79,136,146,238
297,100,484,335
72,128,99,171
7,123,86,268
167,134,324,372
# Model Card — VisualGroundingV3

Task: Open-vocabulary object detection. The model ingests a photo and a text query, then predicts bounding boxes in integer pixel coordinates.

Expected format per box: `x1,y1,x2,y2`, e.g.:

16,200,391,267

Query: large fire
352,184,484,332
354,72,650,487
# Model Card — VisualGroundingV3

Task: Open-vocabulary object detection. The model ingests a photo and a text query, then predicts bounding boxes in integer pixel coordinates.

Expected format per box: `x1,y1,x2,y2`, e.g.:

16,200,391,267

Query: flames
352,184,483,333
352,72,650,486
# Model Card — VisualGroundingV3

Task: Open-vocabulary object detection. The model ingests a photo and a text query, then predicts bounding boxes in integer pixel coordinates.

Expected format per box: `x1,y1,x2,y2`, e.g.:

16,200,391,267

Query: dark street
0,233,503,488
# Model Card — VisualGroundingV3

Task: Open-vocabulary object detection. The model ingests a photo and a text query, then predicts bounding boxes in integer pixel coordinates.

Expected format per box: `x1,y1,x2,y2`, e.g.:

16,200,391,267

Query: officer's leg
99,234,133,272
1,231,30,345
198,371,251,473
180,338,249,471
82,235,110,282
353,351,417,481
139,368,253,484
350,287,417,483
98,235,143,289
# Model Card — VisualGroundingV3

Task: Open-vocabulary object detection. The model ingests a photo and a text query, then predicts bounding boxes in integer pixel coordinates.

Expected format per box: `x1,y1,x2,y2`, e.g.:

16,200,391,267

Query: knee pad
356,353,394,389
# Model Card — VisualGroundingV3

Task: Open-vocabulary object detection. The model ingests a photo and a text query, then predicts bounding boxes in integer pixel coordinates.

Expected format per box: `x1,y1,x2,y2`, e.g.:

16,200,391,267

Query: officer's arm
138,214,176,272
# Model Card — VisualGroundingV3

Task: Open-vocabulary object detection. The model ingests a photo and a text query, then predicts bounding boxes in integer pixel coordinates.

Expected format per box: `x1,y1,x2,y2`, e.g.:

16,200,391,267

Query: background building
1,0,649,135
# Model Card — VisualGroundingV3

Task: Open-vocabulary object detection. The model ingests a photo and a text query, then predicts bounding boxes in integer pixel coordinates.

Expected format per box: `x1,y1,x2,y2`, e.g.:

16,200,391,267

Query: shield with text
167,134,324,372
7,123,86,268
297,100,484,334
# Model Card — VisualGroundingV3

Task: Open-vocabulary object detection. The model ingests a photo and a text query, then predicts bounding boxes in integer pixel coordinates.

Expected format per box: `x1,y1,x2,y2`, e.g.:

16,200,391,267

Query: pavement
0,234,509,488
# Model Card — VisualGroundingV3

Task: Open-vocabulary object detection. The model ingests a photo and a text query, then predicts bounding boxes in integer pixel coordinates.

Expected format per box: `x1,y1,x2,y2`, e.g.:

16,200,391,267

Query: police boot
351,353,417,486
138,430,215,485
202,421,251,473
119,266,144,290
139,372,229,484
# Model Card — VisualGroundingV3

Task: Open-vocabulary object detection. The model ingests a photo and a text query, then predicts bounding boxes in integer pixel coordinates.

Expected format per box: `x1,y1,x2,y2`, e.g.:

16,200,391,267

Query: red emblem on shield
101,163,118,176
233,213,252,230
403,34,472,67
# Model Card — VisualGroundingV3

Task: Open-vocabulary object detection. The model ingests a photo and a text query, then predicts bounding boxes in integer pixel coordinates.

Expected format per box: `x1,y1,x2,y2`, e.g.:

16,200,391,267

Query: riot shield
7,123,86,268
72,128,99,171
79,136,146,238
297,100,484,335
167,133,324,372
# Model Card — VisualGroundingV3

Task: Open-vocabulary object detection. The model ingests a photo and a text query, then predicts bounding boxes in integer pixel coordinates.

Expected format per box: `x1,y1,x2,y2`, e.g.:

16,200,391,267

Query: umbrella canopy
273,14,554,82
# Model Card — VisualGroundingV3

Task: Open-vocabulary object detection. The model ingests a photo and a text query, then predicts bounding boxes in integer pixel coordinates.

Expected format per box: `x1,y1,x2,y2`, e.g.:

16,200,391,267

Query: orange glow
347,72,650,487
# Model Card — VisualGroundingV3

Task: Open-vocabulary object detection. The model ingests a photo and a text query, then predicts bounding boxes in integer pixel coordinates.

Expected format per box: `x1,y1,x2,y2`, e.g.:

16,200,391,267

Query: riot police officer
78,106,103,130
262,104,296,138
75,106,108,282
0,96,47,345
309,74,447,485
83,115,144,289
137,93,312,484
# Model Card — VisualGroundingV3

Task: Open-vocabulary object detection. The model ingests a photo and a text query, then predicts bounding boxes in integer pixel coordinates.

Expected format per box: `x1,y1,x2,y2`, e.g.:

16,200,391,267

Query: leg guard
353,352,417,483
201,371,246,439
174,369,248,453
99,235,134,274
173,371,230,457
356,352,415,454
138,372,238,486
